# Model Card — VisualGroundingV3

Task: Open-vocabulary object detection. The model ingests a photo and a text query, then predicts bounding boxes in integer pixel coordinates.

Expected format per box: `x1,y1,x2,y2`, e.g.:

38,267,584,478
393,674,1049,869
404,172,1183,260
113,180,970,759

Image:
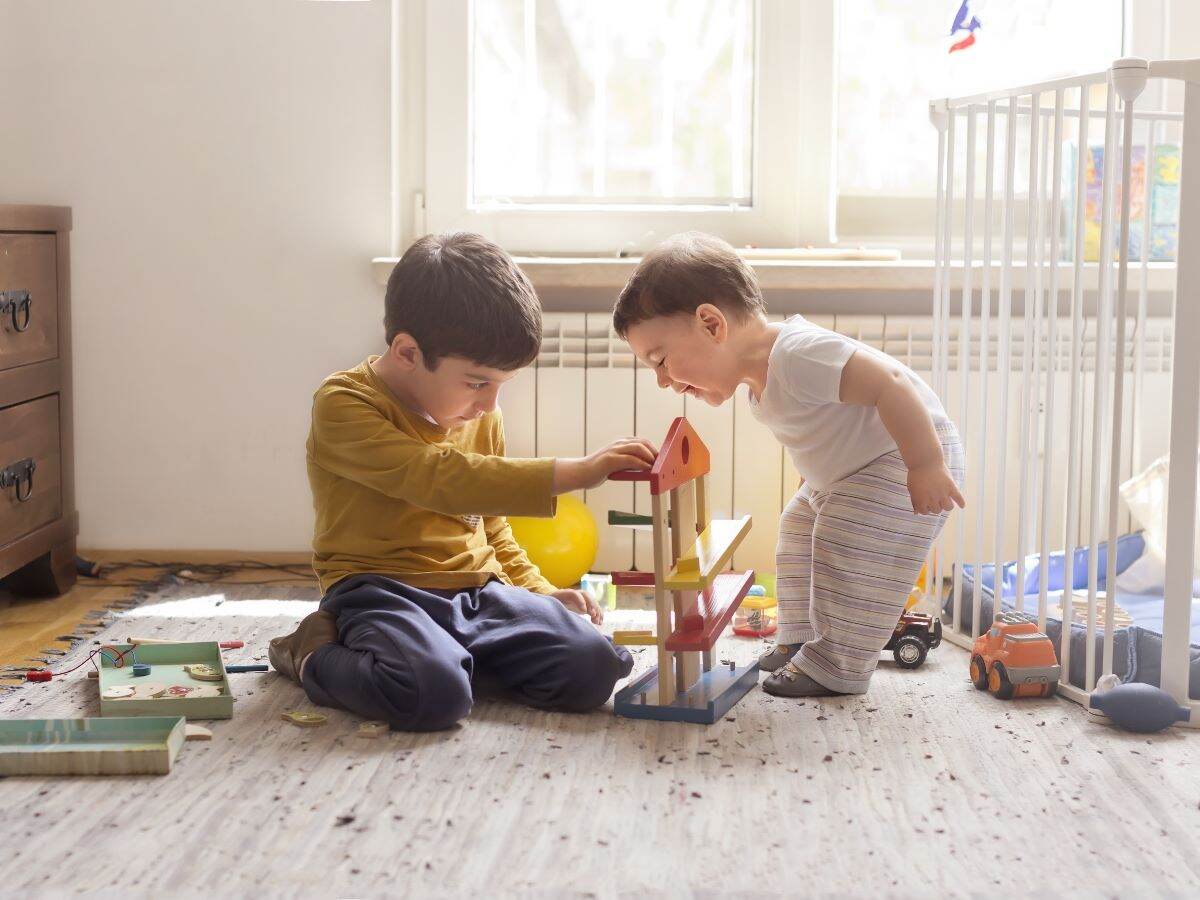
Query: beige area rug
1,583,1199,898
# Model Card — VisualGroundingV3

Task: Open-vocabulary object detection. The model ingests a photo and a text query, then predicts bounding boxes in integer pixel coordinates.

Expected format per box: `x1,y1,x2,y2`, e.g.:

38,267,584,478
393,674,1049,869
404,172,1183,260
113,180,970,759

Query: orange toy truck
969,612,1061,699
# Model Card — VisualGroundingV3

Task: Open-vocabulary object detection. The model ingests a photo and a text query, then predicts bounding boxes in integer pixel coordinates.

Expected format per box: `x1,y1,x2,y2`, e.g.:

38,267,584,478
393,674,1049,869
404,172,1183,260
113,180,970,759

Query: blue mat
945,533,1200,699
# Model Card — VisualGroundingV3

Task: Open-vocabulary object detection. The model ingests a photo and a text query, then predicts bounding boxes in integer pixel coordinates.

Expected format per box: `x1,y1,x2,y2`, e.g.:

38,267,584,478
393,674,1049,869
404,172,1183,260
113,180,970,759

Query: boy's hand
550,588,604,625
552,438,658,494
907,463,966,516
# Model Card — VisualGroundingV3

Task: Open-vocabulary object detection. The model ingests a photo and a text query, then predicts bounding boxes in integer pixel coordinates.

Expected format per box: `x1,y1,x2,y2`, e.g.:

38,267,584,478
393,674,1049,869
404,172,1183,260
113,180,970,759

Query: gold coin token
356,720,389,739
101,686,135,700
184,664,223,682
281,711,327,728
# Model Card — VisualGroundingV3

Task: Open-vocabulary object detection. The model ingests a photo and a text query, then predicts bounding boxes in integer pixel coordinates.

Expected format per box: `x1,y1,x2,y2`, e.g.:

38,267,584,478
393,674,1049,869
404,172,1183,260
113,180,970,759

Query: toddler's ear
696,303,729,343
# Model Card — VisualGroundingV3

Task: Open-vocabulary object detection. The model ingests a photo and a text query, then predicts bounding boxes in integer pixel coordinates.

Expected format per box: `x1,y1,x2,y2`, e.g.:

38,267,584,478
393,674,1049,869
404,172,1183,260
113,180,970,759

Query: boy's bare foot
761,662,845,698
268,610,338,684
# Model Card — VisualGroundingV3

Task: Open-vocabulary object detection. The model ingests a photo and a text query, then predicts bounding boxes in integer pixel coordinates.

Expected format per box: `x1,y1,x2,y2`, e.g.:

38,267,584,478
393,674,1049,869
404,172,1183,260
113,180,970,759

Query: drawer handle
1,290,33,333
0,457,36,503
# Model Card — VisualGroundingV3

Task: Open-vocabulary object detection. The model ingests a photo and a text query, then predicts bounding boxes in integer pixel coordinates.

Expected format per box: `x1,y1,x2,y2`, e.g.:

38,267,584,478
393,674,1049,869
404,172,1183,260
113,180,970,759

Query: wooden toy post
608,418,759,724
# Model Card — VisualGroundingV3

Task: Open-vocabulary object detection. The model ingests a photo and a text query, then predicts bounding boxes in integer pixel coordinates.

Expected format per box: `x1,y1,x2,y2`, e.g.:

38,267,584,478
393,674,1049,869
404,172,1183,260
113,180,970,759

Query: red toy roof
608,416,710,495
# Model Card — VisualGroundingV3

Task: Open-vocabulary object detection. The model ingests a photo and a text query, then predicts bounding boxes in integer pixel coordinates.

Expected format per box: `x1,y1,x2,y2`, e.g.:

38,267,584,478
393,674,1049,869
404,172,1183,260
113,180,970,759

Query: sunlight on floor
120,595,318,619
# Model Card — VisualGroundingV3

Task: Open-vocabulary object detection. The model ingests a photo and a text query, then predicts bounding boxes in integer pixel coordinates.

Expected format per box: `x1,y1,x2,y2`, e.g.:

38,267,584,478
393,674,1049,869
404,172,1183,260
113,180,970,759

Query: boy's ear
695,303,729,343
388,332,423,371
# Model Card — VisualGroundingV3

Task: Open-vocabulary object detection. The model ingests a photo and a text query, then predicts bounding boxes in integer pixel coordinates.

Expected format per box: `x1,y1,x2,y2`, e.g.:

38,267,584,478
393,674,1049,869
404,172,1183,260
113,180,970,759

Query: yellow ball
508,494,598,589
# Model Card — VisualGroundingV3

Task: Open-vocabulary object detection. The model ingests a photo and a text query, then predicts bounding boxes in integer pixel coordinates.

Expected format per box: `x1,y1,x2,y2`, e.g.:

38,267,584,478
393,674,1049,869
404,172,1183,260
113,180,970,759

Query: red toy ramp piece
608,417,710,495
611,571,656,586
664,570,755,652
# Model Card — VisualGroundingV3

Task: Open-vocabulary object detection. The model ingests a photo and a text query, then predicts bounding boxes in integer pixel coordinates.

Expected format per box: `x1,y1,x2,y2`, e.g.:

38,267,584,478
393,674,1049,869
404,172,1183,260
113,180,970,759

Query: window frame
421,0,836,253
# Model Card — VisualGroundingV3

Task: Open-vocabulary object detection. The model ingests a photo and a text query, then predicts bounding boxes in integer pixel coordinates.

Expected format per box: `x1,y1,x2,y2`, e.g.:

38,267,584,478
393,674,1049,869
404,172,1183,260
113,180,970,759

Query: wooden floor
2,580,1199,898
0,551,312,677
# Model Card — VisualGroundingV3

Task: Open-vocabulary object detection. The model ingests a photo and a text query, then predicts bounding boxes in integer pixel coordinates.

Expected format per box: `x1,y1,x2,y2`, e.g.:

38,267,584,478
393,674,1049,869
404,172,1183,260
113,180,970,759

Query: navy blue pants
301,575,634,731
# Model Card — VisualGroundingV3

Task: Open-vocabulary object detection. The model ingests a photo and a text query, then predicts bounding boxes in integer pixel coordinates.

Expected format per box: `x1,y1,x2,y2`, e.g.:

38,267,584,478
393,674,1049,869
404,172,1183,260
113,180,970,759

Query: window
471,0,755,208
838,0,1125,198
836,0,1128,245
416,1,1156,254
423,0,823,253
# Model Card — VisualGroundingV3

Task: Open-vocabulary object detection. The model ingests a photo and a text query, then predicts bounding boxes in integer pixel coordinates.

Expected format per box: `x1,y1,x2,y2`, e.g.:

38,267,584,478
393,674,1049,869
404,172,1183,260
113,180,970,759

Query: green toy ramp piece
608,510,654,528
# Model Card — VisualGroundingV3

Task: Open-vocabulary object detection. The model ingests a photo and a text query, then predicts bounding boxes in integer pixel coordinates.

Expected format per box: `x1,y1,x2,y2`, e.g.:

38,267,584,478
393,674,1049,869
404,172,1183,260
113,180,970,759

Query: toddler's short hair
612,232,765,337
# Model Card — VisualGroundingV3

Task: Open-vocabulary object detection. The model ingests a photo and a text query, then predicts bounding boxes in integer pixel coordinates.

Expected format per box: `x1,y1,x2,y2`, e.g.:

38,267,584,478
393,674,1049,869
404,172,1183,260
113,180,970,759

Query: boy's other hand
553,438,658,494
550,588,604,625
907,462,966,516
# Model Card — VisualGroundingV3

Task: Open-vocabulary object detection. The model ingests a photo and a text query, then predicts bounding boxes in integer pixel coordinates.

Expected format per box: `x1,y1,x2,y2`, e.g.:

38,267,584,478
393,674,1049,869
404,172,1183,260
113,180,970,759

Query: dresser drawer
0,234,59,374
0,395,62,549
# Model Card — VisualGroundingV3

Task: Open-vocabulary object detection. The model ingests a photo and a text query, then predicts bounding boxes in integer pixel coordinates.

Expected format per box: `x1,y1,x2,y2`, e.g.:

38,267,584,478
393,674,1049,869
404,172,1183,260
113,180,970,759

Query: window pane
837,0,1123,197
471,0,754,207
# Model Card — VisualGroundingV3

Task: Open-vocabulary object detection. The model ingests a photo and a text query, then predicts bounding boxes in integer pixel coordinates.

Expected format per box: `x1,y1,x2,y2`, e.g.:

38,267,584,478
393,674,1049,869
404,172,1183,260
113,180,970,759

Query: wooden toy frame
609,418,758,723
0,716,186,776
99,641,234,720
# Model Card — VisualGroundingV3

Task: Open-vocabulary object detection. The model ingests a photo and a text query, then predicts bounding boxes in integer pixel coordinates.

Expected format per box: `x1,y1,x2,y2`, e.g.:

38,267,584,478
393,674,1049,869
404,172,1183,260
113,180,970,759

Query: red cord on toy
26,645,137,682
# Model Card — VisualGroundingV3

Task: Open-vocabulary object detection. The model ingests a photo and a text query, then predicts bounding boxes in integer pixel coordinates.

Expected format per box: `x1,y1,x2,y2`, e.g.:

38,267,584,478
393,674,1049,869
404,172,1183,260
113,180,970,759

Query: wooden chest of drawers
0,206,77,597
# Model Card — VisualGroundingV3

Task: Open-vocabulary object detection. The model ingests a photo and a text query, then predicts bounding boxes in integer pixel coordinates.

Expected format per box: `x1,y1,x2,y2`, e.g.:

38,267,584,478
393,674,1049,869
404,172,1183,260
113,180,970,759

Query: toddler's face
625,310,739,406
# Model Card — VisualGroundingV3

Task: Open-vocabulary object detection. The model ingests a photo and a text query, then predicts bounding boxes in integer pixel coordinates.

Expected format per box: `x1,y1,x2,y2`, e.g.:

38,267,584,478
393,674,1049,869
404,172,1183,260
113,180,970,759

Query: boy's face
624,306,740,406
379,333,517,430
415,356,517,429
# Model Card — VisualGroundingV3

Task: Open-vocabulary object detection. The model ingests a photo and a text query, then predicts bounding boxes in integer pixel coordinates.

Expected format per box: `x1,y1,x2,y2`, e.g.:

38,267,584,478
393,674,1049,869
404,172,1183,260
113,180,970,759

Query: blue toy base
613,661,760,724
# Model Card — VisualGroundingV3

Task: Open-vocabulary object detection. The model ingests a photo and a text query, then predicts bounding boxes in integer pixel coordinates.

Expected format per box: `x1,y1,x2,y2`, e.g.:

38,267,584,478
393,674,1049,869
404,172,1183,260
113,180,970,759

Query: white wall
0,0,392,551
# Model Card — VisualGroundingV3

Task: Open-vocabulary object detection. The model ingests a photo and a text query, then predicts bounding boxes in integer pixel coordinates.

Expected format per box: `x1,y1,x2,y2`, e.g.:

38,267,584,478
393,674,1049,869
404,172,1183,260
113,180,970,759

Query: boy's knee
552,634,633,712
386,655,474,732
409,676,473,731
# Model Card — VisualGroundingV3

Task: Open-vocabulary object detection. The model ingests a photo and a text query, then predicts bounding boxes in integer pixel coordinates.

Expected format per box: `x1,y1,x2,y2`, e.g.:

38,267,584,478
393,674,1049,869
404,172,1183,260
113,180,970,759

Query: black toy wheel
893,634,928,669
990,661,1015,700
970,655,989,690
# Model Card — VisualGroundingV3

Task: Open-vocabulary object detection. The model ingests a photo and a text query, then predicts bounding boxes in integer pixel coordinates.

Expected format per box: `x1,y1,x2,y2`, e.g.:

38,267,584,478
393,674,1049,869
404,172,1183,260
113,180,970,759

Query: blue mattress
945,533,1200,699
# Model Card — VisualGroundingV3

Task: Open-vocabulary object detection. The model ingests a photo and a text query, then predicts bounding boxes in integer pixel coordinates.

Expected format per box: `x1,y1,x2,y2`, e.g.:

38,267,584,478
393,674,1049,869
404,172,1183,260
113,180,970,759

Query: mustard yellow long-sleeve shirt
306,359,557,594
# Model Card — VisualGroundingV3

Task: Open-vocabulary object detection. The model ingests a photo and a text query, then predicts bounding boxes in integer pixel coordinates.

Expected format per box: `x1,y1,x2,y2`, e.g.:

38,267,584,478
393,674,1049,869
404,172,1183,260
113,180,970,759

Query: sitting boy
270,232,654,731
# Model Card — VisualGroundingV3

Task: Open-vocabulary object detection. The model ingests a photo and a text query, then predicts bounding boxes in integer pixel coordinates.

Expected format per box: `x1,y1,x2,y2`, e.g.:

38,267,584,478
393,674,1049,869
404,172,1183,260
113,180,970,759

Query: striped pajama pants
776,422,965,694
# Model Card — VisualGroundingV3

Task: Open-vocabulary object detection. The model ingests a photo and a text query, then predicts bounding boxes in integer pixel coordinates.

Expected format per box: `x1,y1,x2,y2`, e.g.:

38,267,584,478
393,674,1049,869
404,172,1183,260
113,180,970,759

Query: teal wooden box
0,716,186,776
99,642,233,720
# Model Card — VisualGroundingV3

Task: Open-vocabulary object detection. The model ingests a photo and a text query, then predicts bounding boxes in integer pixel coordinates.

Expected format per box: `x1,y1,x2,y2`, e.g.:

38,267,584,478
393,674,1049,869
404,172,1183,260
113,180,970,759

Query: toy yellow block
613,630,657,646
664,516,753,590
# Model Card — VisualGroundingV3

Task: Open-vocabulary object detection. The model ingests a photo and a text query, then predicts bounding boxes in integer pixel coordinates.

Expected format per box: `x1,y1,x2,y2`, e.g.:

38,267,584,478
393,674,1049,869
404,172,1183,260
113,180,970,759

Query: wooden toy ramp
607,417,758,724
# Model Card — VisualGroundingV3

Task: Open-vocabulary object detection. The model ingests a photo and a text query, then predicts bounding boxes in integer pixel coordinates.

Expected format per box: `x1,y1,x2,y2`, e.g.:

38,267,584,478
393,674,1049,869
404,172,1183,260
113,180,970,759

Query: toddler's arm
838,351,965,515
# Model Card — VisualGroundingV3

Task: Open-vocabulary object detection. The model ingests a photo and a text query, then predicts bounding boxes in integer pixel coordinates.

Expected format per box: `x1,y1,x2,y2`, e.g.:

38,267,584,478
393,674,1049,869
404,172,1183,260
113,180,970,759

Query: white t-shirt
749,316,948,490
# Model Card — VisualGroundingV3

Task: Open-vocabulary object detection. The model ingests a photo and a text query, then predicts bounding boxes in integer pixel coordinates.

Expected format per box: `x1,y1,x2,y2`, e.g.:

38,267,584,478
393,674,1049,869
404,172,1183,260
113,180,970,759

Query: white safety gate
930,57,1200,723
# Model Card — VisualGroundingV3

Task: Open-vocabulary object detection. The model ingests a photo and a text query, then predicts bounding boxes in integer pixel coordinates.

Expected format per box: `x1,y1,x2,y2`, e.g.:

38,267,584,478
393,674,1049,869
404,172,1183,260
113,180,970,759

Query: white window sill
371,255,1178,294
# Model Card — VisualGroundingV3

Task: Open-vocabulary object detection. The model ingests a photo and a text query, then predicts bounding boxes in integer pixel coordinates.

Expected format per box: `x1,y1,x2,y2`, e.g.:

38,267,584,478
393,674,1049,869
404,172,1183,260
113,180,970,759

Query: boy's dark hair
612,232,765,337
384,232,542,370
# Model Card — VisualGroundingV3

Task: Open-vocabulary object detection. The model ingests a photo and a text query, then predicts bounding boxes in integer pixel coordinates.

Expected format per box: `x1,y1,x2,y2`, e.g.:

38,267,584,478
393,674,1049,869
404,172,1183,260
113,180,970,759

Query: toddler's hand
553,438,658,493
550,588,604,625
907,463,965,515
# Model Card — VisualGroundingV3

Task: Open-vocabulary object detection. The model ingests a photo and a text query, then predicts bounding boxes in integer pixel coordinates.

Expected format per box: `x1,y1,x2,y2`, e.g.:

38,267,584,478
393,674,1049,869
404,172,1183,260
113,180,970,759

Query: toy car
970,612,1061,699
884,610,942,669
